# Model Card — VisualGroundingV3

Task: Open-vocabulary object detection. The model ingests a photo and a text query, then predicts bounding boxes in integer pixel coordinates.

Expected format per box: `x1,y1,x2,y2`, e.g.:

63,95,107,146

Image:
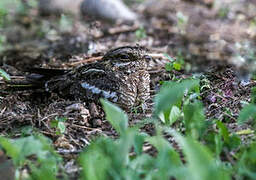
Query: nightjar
20,46,151,110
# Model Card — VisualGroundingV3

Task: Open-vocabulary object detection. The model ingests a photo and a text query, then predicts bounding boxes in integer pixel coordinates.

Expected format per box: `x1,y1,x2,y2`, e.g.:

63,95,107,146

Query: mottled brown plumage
25,46,151,110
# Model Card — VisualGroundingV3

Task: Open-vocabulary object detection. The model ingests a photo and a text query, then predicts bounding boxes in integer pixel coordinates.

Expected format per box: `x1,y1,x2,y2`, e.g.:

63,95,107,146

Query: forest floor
1,0,256,179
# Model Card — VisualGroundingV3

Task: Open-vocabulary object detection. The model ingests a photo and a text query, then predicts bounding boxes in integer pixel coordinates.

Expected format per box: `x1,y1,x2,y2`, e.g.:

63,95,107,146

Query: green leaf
228,134,241,150
238,104,256,124
154,79,199,116
251,87,256,104
79,137,125,180
57,122,66,134
147,134,183,179
173,62,181,71
101,99,128,135
0,136,19,164
50,121,58,130
129,154,155,177
165,62,173,72
216,121,241,150
0,68,10,81
135,26,147,39
169,106,181,125
50,117,67,135
0,135,61,180
214,133,223,157
184,100,206,139
133,133,147,155
169,130,230,180
216,121,229,142
237,143,256,179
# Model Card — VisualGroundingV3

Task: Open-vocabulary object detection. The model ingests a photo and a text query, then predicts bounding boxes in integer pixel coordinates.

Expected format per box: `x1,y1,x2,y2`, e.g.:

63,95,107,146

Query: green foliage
1,75,256,179
218,7,229,18
0,68,11,81
154,79,199,123
0,0,38,52
50,117,67,135
0,0,37,17
0,134,62,179
80,97,232,180
216,121,241,150
236,143,256,179
80,99,184,180
169,130,230,180
135,26,147,40
78,78,256,180
164,52,185,72
238,86,256,125
101,99,128,135
183,100,206,139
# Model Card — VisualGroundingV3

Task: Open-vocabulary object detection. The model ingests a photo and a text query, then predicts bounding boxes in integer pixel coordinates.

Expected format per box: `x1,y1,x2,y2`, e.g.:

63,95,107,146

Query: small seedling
164,52,185,72
176,11,188,34
0,68,10,81
50,117,67,135
135,26,147,40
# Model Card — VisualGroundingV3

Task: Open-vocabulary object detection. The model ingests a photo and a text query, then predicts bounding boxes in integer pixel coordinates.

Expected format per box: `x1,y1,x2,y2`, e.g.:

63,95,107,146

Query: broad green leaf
133,133,147,155
154,79,199,116
79,125,146,179
169,106,181,125
169,130,230,180
147,135,183,179
129,154,155,176
183,100,206,138
238,104,256,124
0,135,61,179
0,136,19,164
79,138,113,180
101,99,128,135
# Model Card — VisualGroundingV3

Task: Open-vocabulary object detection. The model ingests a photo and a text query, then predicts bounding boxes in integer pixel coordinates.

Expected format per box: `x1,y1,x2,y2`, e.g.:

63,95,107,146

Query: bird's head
103,46,152,63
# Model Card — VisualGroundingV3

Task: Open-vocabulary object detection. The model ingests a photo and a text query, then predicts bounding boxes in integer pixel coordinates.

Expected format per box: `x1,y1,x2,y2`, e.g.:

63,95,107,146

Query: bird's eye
119,54,129,59
144,55,152,61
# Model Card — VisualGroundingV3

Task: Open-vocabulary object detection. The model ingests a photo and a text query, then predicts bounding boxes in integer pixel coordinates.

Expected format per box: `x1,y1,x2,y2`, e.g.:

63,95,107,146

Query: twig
70,123,102,131
68,56,103,66
67,53,168,67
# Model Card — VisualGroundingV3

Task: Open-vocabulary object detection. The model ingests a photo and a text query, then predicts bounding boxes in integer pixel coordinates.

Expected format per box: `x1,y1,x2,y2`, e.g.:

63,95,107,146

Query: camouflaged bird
17,46,151,110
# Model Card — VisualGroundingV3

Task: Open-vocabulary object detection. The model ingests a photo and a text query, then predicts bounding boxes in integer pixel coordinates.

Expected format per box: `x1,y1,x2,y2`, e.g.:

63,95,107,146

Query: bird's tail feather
1,68,69,91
